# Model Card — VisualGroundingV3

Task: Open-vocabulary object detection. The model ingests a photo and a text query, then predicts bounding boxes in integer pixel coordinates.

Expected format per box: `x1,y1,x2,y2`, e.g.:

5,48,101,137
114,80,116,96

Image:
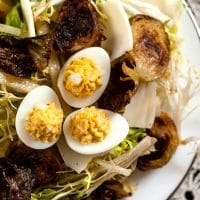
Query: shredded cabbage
20,0,36,37
156,21,200,135
0,23,21,36
32,0,55,24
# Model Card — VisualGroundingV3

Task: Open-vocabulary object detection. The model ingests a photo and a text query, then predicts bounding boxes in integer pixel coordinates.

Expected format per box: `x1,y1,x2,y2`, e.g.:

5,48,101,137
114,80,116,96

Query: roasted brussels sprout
0,158,34,200
53,0,103,54
130,15,170,81
27,34,53,71
88,181,132,200
7,141,62,186
137,112,179,170
98,52,138,113
0,35,37,77
0,34,52,77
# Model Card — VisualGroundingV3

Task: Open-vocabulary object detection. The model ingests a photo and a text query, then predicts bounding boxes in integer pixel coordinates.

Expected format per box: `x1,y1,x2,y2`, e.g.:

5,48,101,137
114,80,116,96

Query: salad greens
0,86,22,157
0,0,199,200
5,2,24,29
31,128,149,200
113,128,146,157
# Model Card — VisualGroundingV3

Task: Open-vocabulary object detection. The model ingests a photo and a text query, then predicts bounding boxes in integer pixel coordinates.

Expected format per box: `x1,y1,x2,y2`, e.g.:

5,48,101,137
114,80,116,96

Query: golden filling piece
63,57,102,97
70,107,110,144
25,103,63,143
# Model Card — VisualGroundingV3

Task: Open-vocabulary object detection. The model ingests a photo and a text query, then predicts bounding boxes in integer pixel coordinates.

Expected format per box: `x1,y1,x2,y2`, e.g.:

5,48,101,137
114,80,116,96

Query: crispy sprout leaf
98,52,139,113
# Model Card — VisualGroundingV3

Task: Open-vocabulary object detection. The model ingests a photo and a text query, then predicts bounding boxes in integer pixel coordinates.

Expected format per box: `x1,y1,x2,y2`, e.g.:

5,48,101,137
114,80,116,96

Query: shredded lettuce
112,128,146,157
0,85,22,157
5,2,24,29
31,129,151,200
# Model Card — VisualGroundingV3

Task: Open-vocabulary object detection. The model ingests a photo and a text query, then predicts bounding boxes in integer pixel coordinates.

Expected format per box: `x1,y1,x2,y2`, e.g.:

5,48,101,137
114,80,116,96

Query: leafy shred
113,128,146,157
0,85,22,157
5,2,24,29
31,129,150,200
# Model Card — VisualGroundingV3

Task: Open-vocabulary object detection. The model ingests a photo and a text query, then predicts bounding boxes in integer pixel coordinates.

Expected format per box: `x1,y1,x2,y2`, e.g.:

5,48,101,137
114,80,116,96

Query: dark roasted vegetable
53,0,103,54
0,34,52,77
27,34,52,71
98,52,139,113
7,141,62,186
137,112,179,170
130,15,170,81
88,181,132,200
0,158,35,200
0,35,37,77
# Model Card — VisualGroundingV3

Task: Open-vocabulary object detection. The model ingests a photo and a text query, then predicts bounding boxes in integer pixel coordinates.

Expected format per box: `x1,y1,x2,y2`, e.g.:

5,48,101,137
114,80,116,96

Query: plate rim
167,1,200,198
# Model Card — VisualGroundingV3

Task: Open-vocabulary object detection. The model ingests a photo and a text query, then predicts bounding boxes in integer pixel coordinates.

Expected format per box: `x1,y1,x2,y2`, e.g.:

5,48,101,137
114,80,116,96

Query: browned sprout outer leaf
0,158,35,200
53,0,103,54
27,34,53,71
130,15,170,81
0,35,37,78
6,141,62,186
0,34,52,77
88,181,132,200
98,52,139,113
137,112,179,170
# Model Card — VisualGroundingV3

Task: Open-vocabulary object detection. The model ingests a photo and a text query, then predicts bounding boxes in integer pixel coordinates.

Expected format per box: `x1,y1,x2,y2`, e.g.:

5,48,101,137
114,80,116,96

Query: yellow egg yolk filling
70,107,110,144
25,103,63,143
63,57,102,97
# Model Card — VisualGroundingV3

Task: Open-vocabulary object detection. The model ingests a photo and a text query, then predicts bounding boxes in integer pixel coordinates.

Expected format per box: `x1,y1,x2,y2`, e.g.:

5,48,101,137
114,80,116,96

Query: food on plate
130,14,170,81
6,141,62,186
58,47,111,108
89,180,133,200
0,158,34,200
25,102,63,142
63,57,102,98
69,107,110,144
63,106,129,154
0,34,52,77
98,52,139,113
0,35,37,77
98,0,133,60
53,0,103,54
26,34,52,71
15,86,63,149
137,112,179,170
0,0,199,199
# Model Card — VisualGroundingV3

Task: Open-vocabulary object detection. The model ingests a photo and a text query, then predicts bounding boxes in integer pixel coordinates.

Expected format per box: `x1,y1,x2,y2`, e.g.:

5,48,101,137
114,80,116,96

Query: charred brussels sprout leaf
53,0,103,54
137,112,179,170
98,52,139,113
0,158,35,200
0,35,37,77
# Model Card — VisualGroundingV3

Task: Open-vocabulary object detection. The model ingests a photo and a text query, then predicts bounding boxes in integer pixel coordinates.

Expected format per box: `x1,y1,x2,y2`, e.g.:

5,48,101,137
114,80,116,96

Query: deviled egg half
15,86,63,149
62,106,129,155
57,47,111,108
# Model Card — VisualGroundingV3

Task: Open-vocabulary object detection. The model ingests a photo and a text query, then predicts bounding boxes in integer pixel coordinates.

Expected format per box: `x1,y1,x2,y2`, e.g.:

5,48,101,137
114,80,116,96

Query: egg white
63,109,129,155
57,47,111,108
15,85,62,149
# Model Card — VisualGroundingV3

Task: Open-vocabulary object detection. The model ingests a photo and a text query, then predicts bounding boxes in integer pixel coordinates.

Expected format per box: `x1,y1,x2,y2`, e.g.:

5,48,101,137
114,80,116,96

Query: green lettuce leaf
112,128,147,157
5,2,24,28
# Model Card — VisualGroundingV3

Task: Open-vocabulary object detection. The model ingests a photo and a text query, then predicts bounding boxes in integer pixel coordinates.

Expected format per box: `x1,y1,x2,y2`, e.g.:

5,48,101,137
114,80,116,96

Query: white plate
125,6,200,200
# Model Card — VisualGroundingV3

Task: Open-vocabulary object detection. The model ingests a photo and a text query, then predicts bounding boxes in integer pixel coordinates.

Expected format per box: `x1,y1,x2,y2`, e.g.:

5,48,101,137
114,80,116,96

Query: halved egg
15,86,63,149
57,47,111,108
63,107,129,155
